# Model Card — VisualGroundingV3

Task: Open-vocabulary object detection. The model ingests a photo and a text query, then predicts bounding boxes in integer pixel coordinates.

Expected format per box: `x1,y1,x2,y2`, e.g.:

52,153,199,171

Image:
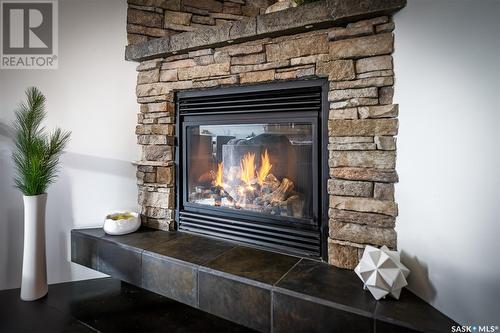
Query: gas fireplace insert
176,80,329,259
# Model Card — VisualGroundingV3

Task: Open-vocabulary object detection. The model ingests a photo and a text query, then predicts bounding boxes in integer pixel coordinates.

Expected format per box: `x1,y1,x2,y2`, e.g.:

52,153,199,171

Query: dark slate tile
0,288,94,333
273,291,373,333
199,270,271,332
205,246,300,285
144,233,235,265
101,227,183,251
142,252,198,307
276,259,377,316
72,227,105,239
375,320,421,333
374,289,456,333
98,240,142,285
71,232,99,270
46,278,254,333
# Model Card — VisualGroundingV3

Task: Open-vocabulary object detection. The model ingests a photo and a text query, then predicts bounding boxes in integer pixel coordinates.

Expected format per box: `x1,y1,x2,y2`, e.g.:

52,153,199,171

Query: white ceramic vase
20,193,48,301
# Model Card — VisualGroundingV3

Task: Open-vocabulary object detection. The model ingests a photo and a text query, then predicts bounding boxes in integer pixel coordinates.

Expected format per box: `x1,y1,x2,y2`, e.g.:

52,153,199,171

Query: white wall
394,0,500,325
0,0,138,290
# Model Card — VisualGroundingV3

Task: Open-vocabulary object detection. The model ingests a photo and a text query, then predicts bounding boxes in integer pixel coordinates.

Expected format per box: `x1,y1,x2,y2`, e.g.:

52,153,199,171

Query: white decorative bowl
103,211,141,235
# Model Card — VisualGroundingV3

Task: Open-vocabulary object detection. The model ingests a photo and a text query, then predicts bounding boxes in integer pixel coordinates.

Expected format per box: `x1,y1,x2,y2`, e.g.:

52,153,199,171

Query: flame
214,162,223,187
240,152,256,186
257,149,272,185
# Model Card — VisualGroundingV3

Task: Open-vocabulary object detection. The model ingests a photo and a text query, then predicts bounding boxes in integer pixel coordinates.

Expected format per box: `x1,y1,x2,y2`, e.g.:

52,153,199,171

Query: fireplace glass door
177,82,326,259
185,122,314,220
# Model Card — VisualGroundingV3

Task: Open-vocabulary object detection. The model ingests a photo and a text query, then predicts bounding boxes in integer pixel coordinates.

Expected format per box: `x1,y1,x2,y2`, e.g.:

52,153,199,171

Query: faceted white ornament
354,245,410,300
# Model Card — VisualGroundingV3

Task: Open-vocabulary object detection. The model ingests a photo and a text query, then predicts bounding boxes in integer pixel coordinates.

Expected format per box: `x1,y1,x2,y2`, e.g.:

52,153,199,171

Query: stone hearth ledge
125,0,407,62
71,227,456,333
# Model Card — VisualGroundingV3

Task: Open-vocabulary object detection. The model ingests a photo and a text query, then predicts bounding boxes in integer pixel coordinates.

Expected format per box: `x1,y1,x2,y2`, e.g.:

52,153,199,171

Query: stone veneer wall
127,0,275,45
134,15,399,269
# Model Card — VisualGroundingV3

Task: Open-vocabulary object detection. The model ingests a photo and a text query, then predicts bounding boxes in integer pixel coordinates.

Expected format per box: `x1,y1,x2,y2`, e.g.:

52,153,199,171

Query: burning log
263,177,294,204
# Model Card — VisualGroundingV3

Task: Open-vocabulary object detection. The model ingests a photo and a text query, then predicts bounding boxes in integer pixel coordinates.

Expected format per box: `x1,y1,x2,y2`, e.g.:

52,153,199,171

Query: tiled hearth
71,227,455,332
128,0,406,269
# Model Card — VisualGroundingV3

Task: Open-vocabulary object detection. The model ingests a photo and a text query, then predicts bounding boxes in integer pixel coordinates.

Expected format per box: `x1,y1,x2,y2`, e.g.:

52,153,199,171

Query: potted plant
12,87,70,301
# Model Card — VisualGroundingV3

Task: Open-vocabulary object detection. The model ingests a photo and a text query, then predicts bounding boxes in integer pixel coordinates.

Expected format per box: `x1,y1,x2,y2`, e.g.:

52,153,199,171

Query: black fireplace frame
175,79,329,260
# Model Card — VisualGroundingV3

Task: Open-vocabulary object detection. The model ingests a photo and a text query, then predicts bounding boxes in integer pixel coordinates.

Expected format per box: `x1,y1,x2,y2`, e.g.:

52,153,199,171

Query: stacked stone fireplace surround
130,0,401,270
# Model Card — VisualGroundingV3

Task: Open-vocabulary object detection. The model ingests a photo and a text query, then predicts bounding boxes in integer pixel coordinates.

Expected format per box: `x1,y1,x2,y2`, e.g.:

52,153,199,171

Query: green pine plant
12,87,71,196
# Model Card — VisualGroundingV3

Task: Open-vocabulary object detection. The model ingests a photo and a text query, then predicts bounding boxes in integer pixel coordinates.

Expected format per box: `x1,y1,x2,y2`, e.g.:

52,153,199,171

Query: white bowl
103,211,141,235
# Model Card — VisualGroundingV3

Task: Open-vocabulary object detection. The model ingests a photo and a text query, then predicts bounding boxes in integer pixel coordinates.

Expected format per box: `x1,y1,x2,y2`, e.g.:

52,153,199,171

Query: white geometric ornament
354,245,410,300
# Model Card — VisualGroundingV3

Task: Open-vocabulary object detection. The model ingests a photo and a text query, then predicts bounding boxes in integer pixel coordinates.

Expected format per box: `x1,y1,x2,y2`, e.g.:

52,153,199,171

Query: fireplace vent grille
178,86,321,116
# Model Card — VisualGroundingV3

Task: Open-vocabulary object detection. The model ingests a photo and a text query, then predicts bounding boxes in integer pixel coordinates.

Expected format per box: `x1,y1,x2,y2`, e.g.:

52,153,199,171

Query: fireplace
176,80,329,259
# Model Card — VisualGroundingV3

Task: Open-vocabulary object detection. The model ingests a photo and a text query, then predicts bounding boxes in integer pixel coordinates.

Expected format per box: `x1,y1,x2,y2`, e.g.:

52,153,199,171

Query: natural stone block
127,24,169,38
356,55,392,73
379,86,394,105
328,87,378,102
142,217,173,231
136,124,174,135
219,44,264,57
178,62,230,80
328,239,361,269
327,25,373,41
192,15,215,25
329,137,372,144
329,77,393,90
157,166,174,185
357,70,394,79
330,167,398,183
188,48,213,57
137,69,160,84
329,208,395,228
141,206,173,219
375,136,396,150
330,98,378,109
231,53,266,65
160,69,178,81
329,108,358,119
183,0,222,12
139,189,174,209
162,59,197,69
376,22,395,33
140,102,174,113
165,10,192,26
329,150,396,169
290,54,331,66
128,0,180,11
328,142,376,151
328,119,398,136
358,104,398,119
275,66,315,80
128,9,163,28
143,145,173,161
137,135,169,145
230,60,289,74
240,69,275,84
347,16,389,28
330,33,394,59
316,60,355,81
374,183,395,201
137,59,162,72
332,118,399,136
266,34,329,62
193,54,215,65
328,179,373,197
329,221,397,248
330,195,398,216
